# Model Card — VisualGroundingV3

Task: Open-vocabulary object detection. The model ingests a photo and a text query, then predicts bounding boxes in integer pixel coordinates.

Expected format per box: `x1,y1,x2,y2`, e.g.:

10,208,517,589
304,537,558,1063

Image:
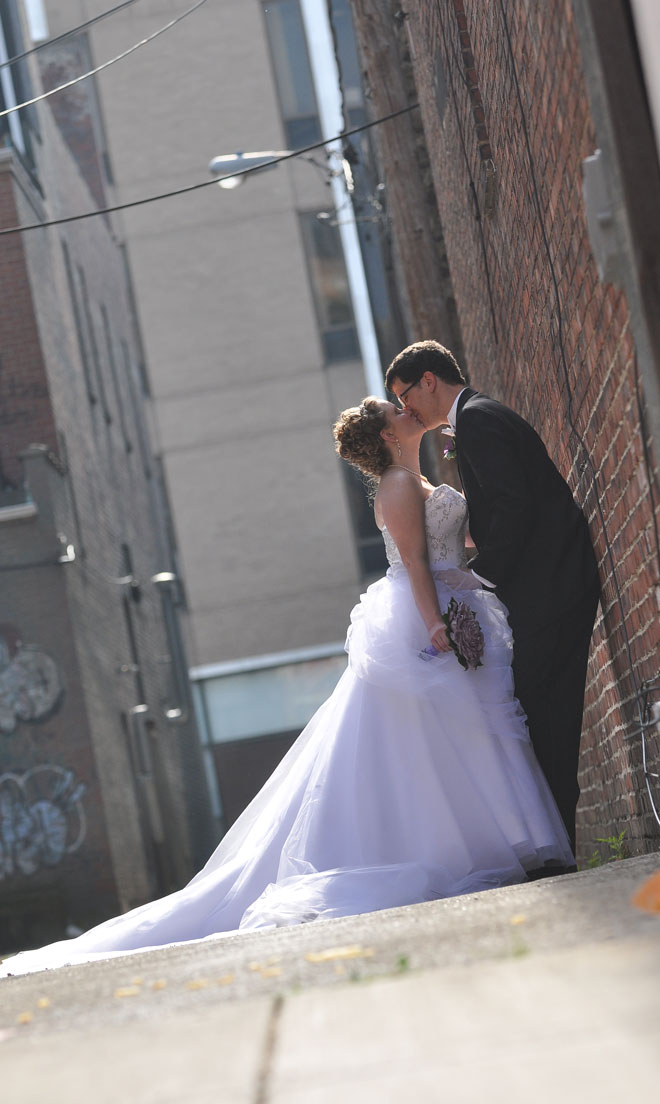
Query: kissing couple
1,341,600,977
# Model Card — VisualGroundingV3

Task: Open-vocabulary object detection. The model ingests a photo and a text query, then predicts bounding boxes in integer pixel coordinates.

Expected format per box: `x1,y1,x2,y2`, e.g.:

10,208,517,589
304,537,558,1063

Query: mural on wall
0,766,87,879
0,626,63,735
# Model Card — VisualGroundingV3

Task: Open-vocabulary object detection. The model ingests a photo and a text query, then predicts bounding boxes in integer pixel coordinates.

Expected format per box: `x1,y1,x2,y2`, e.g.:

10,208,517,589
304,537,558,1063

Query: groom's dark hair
385,340,465,390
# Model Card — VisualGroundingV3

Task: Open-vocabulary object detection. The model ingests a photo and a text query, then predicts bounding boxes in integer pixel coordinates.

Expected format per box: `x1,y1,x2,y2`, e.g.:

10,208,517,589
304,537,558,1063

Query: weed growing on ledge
582,829,628,869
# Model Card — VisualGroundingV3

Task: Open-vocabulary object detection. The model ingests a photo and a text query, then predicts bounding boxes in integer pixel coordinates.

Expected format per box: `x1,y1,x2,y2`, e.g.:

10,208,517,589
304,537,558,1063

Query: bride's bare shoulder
374,468,425,528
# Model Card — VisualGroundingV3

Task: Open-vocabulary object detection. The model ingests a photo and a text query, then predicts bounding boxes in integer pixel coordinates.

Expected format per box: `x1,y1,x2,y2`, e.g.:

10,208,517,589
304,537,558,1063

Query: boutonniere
441,426,456,461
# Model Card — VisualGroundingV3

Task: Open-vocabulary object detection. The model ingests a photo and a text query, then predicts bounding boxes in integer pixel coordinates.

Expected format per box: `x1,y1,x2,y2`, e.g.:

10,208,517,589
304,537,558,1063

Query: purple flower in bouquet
445,597,484,670
421,598,484,670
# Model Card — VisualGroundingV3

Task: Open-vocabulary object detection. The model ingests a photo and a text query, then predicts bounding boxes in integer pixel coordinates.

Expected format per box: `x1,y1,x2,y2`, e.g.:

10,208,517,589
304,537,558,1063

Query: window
262,0,321,148
0,0,38,168
118,245,151,396
341,463,388,577
61,242,97,407
23,1,48,43
120,543,146,704
0,5,24,154
101,304,132,452
152,456,186,607
299,211,359,361
328,0,366,128
197,652,347,745
57,430,87,561
122,339,152,478
77,265,112,425
192,648,347,830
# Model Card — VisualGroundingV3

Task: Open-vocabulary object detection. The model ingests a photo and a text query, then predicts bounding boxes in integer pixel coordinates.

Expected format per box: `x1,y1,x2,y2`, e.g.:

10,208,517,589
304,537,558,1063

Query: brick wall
395,0,660,861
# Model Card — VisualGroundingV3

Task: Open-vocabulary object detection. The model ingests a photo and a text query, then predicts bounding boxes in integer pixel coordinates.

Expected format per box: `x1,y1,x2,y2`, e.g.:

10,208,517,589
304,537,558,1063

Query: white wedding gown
1,485,572,976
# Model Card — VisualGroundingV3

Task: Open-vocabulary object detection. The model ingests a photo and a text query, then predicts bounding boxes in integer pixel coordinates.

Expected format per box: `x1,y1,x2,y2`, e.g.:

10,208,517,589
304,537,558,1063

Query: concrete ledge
1,856,658,1103
270,936,660,1103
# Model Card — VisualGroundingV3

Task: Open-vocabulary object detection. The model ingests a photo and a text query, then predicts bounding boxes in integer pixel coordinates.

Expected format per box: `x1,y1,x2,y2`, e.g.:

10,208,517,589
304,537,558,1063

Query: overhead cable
0,1,143,72
0,0,210,119
0,104,420,236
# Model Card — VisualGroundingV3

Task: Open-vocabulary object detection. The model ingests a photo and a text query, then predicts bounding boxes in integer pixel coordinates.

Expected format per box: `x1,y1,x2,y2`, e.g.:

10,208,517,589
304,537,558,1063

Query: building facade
350,0,660,862
42,0,408,833
0,0,214,950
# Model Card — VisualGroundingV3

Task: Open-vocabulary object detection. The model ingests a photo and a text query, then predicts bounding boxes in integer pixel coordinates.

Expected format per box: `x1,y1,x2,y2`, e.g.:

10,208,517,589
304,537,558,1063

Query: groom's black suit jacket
454,388,599,633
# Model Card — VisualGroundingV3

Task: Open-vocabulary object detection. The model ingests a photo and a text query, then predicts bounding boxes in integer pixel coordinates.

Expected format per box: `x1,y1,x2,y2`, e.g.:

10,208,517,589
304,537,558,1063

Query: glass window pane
340,463,388,576
299,211,355,330
358,537,388,577
201,654,347,744
329,0,364,113
262,0,321,140
284,115,322,149
321,327,360,362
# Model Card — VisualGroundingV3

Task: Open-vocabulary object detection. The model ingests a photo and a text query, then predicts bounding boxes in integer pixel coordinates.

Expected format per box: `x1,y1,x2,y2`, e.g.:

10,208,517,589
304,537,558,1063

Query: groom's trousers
509,586,600,857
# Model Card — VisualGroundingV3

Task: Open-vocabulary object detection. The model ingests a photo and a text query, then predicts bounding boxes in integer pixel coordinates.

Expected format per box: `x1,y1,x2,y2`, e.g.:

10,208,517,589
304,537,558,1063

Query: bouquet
421,598,484,670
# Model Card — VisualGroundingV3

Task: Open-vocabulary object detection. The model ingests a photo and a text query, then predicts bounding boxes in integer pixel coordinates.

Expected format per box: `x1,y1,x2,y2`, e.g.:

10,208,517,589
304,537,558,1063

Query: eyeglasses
394,377,422,408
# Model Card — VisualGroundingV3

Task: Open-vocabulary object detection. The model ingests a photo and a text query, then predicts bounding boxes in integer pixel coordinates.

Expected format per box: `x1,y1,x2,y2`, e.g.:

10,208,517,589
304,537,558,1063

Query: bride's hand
428,621,451,652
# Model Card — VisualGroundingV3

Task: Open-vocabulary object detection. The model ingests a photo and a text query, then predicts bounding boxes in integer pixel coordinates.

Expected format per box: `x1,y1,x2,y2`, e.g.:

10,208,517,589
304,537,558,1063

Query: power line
0,104,419,236
0,1,143,72
0,0,210,120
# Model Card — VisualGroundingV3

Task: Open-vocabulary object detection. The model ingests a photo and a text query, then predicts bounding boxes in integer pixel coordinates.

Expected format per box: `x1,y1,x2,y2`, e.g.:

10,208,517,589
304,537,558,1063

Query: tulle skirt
0,564,573,976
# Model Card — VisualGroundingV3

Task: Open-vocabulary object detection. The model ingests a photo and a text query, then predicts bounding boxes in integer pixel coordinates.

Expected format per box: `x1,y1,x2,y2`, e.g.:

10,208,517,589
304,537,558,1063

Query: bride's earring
395,438,402,457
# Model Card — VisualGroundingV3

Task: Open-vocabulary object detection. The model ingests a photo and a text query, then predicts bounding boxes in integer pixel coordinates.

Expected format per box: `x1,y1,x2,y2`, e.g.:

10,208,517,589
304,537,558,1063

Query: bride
0,398,572,976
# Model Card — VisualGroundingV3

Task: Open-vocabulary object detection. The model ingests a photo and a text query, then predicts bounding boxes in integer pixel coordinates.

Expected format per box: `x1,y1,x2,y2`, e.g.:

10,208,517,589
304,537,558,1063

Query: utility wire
0,1,143,72
0,104,420,236
0,0,210,120
496,0,660,825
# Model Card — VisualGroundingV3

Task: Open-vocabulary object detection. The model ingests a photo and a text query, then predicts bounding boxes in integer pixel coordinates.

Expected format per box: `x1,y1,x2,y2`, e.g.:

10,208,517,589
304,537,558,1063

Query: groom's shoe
526,863,578,881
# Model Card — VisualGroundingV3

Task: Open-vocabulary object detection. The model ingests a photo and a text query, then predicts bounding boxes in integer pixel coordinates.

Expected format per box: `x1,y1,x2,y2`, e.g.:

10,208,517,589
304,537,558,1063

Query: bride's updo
332,397,391,478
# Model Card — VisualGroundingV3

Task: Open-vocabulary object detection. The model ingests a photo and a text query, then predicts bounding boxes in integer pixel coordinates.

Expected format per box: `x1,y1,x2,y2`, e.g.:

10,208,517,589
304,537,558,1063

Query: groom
385,340,600,864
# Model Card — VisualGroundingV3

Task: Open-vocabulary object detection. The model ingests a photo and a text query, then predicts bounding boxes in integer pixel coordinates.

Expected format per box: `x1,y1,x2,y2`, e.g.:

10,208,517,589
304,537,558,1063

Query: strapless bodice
382,483,468,570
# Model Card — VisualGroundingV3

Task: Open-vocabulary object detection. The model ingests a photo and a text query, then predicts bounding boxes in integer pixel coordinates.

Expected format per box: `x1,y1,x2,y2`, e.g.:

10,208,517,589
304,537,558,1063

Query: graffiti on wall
0,628,63,735
0,766,87,879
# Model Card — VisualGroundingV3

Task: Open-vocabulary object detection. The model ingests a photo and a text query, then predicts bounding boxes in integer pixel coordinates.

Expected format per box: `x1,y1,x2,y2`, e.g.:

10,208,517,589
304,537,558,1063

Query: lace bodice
382,484,469,570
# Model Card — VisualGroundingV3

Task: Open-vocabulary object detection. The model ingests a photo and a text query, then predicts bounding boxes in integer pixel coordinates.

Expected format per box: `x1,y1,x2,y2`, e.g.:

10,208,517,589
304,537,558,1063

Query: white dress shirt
446,388,468,431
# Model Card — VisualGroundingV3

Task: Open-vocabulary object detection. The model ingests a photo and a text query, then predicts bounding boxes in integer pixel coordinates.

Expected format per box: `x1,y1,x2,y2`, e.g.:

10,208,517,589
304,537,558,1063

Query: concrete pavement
2,854,659,1102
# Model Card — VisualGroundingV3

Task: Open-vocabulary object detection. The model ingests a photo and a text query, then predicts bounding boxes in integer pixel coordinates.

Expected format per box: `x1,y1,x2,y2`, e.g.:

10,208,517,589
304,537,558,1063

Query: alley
2,855,659,1102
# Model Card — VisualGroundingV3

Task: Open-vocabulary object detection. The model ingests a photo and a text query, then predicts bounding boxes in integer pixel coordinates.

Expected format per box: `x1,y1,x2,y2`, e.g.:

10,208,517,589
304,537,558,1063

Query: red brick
396,0,660,861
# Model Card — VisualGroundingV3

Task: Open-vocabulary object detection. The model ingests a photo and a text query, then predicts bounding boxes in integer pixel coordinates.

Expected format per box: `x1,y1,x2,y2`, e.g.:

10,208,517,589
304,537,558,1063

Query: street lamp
207,145,385,398
208,151,290,189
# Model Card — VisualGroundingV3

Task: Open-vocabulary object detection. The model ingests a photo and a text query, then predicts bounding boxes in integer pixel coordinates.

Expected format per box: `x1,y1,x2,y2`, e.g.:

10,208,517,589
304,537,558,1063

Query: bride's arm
378,473,451,653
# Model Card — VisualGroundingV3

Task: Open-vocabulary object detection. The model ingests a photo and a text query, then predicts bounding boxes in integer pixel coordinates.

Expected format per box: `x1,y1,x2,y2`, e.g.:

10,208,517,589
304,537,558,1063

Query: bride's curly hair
332,397,392,479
